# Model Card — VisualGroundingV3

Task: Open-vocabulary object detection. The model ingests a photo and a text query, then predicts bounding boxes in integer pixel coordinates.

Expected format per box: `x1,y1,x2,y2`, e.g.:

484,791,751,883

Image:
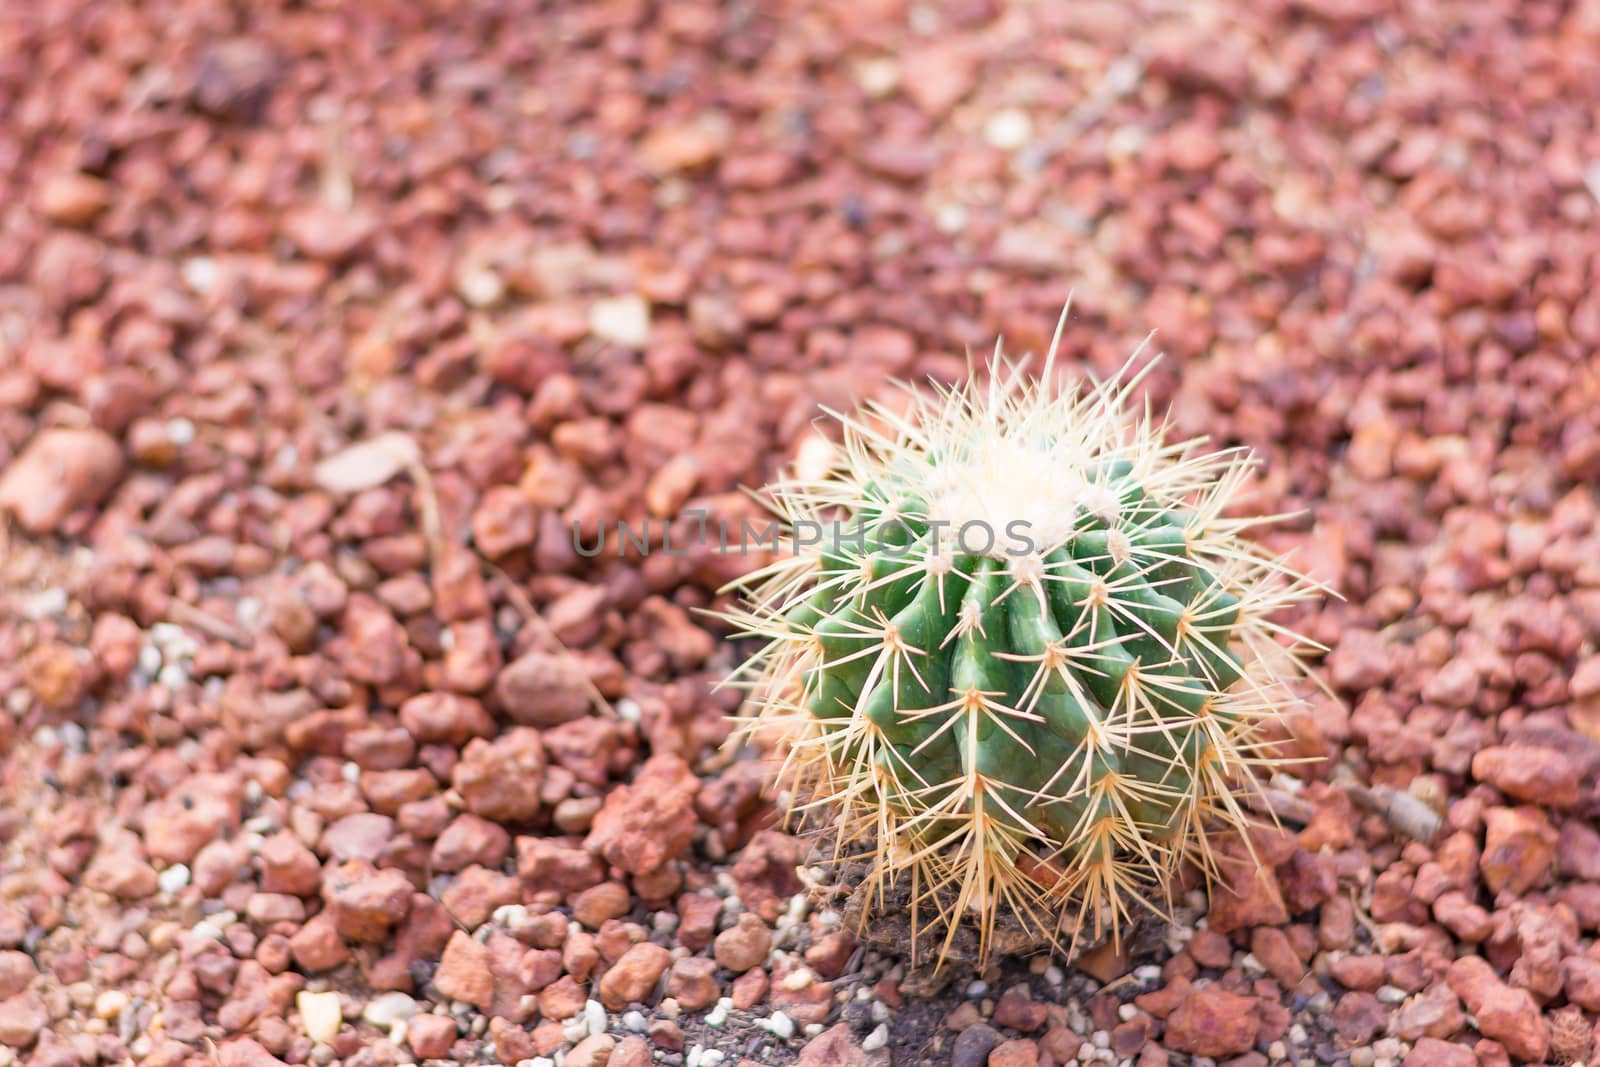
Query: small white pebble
1117,1003,1137,1022
492,904,527,927
700,1052,725,1067
781,968,814,991
985,108,1033,150
616,698,641,723
935,203,967,234
862,1024,889,1052
803,1023,824,1037
622,1011,647,1032
965,980,988,998
455,266,504,308
589,294,651,348
854,57,899,96
22,588,68,619
870,1000,889,1023
705,997,732,1027
341,761,360,784
761,1012,795,1040
158,865,191,894
1373,1039,1402,1058
182,257,218,293
166,418,196,446
1376,985,1407,1004
362,992,418,1029
1044,965,1065,986
1092,1030,1111,1049
584,999,607,1037
1268,1041,1288,1061
297,990,342,1044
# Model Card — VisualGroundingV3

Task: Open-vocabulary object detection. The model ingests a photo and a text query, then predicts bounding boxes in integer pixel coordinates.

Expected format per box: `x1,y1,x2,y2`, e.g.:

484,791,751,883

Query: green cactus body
727,333,1322,965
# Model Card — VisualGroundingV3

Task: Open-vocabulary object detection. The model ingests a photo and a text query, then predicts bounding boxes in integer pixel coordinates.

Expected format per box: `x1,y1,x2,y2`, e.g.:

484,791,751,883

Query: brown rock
1163,986,1258,1057
472,486,538,558
453,729,546,823
431,814,511,872
399,692,495,746
538,974,586,1019
494,651,592,727
288,914,348,972
36,172,110,225
1446,956,1548,1063
1564,955,1600,1010
322,812,396,862
1332,991,1389,1045
899,43,975,116
322,860,412,942
586,754,700,876
1393,983,1466,1041
611,1036,652,1067
988,1039,1040,1067
1403,1038,1478,1067
439,865,520,930
665,956,719,1011
283,206,378,261
796,1023,867,1067
83,828,159,900
1471,745,1584,806
216,1038,290,1067
517,835,605,895
0,428,124,533
1332,954,1386,991
143,774,242,865
597,942,670,1009
993,985,1048,1032
567,1034,617,1067
573,882,632,929
713,913,773,973
405,1013,458,1059
1166,122,1221,171
0,992,47,1048
0,951,37,999
434,931,494,1010
1423,660,1481,708
260,831,322,896
1480,807,1557,895
23,642,94,710
1207,862,1288,933
1250,927,1304,986
338,596,409,687
193,38,279,120
730,966,769,1011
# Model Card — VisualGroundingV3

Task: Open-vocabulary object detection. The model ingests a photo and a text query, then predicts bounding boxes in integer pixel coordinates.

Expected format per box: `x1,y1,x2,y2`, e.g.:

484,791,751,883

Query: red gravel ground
3,2,1600,1067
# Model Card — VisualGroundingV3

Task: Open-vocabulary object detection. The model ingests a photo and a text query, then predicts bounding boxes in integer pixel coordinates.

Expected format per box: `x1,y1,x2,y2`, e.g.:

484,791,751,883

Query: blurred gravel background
2,2,1600,1067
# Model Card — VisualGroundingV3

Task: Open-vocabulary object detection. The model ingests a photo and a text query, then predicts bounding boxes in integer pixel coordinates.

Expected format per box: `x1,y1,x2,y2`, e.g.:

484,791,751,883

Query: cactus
724,319,1324,966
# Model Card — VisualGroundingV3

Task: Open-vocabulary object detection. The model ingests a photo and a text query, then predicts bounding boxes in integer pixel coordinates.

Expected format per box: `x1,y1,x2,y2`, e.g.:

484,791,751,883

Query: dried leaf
312,432,420,495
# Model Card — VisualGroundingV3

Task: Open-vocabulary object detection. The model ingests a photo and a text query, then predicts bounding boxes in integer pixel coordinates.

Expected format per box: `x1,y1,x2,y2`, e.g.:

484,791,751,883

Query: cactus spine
726,321,1324,966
